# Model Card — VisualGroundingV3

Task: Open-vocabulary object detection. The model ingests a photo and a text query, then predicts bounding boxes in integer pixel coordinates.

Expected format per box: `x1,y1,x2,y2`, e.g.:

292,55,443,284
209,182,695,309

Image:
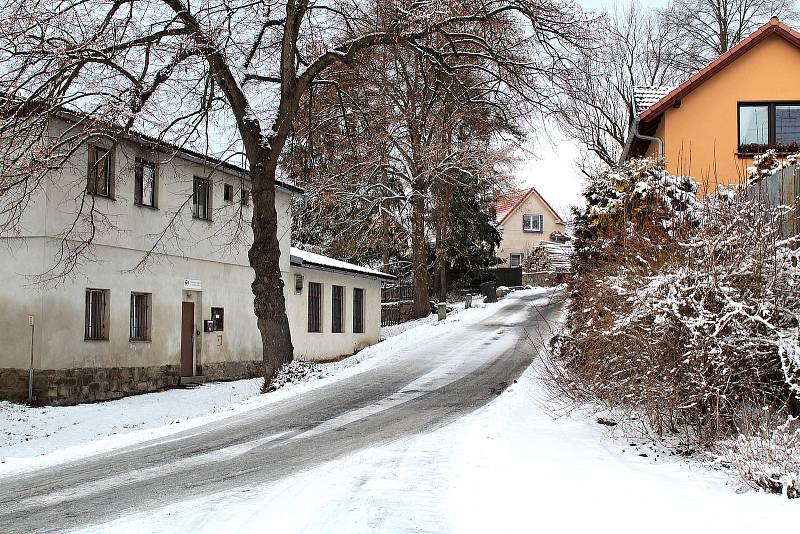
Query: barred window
130,292,151,341
332,285,344,334
353,288,364,334
308,282,322,333
85,289,109,340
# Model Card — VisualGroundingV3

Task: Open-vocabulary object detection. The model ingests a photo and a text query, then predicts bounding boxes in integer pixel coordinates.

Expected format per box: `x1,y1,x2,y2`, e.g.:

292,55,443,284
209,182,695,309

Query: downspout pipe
627,88,665,162
630,115,664,161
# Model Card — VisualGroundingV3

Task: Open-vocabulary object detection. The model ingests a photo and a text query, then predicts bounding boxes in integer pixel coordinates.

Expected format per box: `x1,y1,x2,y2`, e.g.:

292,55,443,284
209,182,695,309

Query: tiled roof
494,189,531,224
634,86,675,115
639,17,800,122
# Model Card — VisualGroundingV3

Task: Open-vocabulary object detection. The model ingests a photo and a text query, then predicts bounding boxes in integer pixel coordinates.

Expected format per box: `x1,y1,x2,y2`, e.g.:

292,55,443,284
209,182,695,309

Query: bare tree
289,40,525,317
664,0,799,71
0,0,591,383
554,2,686,175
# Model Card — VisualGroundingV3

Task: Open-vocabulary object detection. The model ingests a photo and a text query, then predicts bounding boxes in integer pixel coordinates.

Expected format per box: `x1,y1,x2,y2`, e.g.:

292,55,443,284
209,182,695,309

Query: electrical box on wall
203,320,214,333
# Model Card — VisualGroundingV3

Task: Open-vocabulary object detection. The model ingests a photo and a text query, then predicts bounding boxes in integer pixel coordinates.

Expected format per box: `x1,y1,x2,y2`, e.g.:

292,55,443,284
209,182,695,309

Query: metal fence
381,284,413,302
381,303,401,327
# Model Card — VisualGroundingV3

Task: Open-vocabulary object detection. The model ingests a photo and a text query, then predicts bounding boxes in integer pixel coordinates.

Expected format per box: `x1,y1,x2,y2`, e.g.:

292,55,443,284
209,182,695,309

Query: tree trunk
411,184,430,318
248,148,294,389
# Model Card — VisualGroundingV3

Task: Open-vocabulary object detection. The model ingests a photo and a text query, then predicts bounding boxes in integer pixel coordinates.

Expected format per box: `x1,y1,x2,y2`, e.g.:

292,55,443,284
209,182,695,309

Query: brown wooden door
180,302,195,377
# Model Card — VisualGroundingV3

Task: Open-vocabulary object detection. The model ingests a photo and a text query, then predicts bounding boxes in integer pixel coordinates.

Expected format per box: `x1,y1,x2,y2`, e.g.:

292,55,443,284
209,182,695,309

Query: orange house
623,17,800,192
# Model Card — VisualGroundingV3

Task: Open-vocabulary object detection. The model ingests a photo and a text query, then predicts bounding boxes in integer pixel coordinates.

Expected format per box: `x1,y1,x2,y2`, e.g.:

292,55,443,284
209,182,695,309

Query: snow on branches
556,157,800,496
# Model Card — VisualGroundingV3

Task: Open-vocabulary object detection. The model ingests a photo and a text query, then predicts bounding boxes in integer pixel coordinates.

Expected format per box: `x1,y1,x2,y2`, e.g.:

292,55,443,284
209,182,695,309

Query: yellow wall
653,34,800,191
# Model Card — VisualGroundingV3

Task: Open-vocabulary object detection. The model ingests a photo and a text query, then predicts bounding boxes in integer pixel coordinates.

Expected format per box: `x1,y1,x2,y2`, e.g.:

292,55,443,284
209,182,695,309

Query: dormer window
522,214,543,233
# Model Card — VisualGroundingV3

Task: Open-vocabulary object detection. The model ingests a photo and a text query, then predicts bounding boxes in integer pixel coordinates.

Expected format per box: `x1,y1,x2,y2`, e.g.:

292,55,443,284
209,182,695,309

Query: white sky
517,0,670,217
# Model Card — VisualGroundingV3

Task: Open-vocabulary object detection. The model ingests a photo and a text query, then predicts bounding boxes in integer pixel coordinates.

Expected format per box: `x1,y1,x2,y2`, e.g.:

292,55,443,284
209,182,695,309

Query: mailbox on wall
203,320,214,333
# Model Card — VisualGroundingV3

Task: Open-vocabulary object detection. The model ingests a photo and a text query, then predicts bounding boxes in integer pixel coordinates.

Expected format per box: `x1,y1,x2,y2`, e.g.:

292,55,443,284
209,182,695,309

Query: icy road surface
0,290,558,533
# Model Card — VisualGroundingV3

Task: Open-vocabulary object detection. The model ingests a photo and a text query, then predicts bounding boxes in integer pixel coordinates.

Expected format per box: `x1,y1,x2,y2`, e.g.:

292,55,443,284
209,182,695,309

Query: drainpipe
631,115,664,162
627,89,665,162
28,315,35,404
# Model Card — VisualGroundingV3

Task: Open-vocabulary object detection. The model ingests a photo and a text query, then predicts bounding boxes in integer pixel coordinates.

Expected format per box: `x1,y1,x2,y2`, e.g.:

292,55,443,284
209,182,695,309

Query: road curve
0,290,562,533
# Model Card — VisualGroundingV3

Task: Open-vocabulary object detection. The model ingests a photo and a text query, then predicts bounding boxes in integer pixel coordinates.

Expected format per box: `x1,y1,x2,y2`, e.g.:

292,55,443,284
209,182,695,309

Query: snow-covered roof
289,247,396,280
633,86,674,115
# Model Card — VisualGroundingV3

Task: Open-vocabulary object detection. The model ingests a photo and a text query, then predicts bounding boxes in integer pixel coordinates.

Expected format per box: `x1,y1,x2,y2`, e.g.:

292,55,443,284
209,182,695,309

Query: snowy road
0,291,559,533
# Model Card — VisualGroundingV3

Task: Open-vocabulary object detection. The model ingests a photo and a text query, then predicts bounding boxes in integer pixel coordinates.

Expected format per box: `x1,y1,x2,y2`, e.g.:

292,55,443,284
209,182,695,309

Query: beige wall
287,266,382,362
496,192,564,267
646,34,800,191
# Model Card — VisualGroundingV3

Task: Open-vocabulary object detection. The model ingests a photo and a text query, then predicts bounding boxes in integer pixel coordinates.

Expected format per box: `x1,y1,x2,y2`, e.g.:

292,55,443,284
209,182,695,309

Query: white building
0,116,393,405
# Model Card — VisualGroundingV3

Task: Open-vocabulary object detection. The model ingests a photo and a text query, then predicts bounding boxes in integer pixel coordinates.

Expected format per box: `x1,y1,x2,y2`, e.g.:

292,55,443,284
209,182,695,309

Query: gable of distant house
493,187,567,267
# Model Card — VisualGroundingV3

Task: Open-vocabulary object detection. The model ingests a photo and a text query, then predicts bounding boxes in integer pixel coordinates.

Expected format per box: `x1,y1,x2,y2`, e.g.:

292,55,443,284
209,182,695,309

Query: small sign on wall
183,278,202,290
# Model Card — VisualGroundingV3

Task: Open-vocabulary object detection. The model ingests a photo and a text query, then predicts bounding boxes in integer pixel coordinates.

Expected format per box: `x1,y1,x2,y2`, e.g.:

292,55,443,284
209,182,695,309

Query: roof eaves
639,19,800,123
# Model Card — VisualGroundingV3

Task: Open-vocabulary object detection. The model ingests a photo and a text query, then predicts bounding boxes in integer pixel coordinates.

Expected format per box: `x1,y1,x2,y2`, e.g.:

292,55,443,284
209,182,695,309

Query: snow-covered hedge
554,157,800,497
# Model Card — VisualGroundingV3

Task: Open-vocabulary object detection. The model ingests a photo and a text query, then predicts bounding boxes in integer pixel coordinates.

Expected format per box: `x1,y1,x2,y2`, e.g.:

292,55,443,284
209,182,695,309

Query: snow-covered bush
553,157,800,497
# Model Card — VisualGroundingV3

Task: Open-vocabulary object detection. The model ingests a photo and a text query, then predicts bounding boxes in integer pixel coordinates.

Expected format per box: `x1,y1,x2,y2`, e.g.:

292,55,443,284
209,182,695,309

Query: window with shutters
134,158,157,208
85,289,109,340
130,292,151,341
353,287,364,334
308,282,322,333
332,285,344,333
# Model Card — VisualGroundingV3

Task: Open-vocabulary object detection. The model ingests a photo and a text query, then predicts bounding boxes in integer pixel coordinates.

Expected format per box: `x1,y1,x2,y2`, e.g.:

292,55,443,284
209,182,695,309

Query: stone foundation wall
200,360,264,382
0,365,180,406
0,359,264,406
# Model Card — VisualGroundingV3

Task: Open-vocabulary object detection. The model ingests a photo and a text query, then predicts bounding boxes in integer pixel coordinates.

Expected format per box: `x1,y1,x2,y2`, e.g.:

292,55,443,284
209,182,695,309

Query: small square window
224,183,234,202
509,253,523,267
211,307,224,331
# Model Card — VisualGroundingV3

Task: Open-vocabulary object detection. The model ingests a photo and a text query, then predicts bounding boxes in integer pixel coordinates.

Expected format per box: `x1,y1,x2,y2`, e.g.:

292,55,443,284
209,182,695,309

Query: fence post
437,302,447,321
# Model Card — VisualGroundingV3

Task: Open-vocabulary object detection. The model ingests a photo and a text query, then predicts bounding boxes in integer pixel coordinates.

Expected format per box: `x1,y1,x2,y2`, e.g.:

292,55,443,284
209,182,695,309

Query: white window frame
522,214,544,233
509,253,523,267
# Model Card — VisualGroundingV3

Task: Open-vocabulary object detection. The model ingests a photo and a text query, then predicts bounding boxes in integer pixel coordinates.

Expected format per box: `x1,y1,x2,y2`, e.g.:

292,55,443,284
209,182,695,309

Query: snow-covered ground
6,285,796,533
0,289,540,477
81,360,797,534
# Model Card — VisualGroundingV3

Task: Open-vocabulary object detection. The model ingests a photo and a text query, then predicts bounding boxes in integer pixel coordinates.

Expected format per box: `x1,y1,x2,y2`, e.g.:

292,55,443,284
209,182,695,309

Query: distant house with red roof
493,187,567,267
623,17,800,191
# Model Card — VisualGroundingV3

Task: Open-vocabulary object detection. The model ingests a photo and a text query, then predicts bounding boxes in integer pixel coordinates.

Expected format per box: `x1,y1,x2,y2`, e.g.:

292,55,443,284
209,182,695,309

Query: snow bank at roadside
79,356,797,534
0,287,555,478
